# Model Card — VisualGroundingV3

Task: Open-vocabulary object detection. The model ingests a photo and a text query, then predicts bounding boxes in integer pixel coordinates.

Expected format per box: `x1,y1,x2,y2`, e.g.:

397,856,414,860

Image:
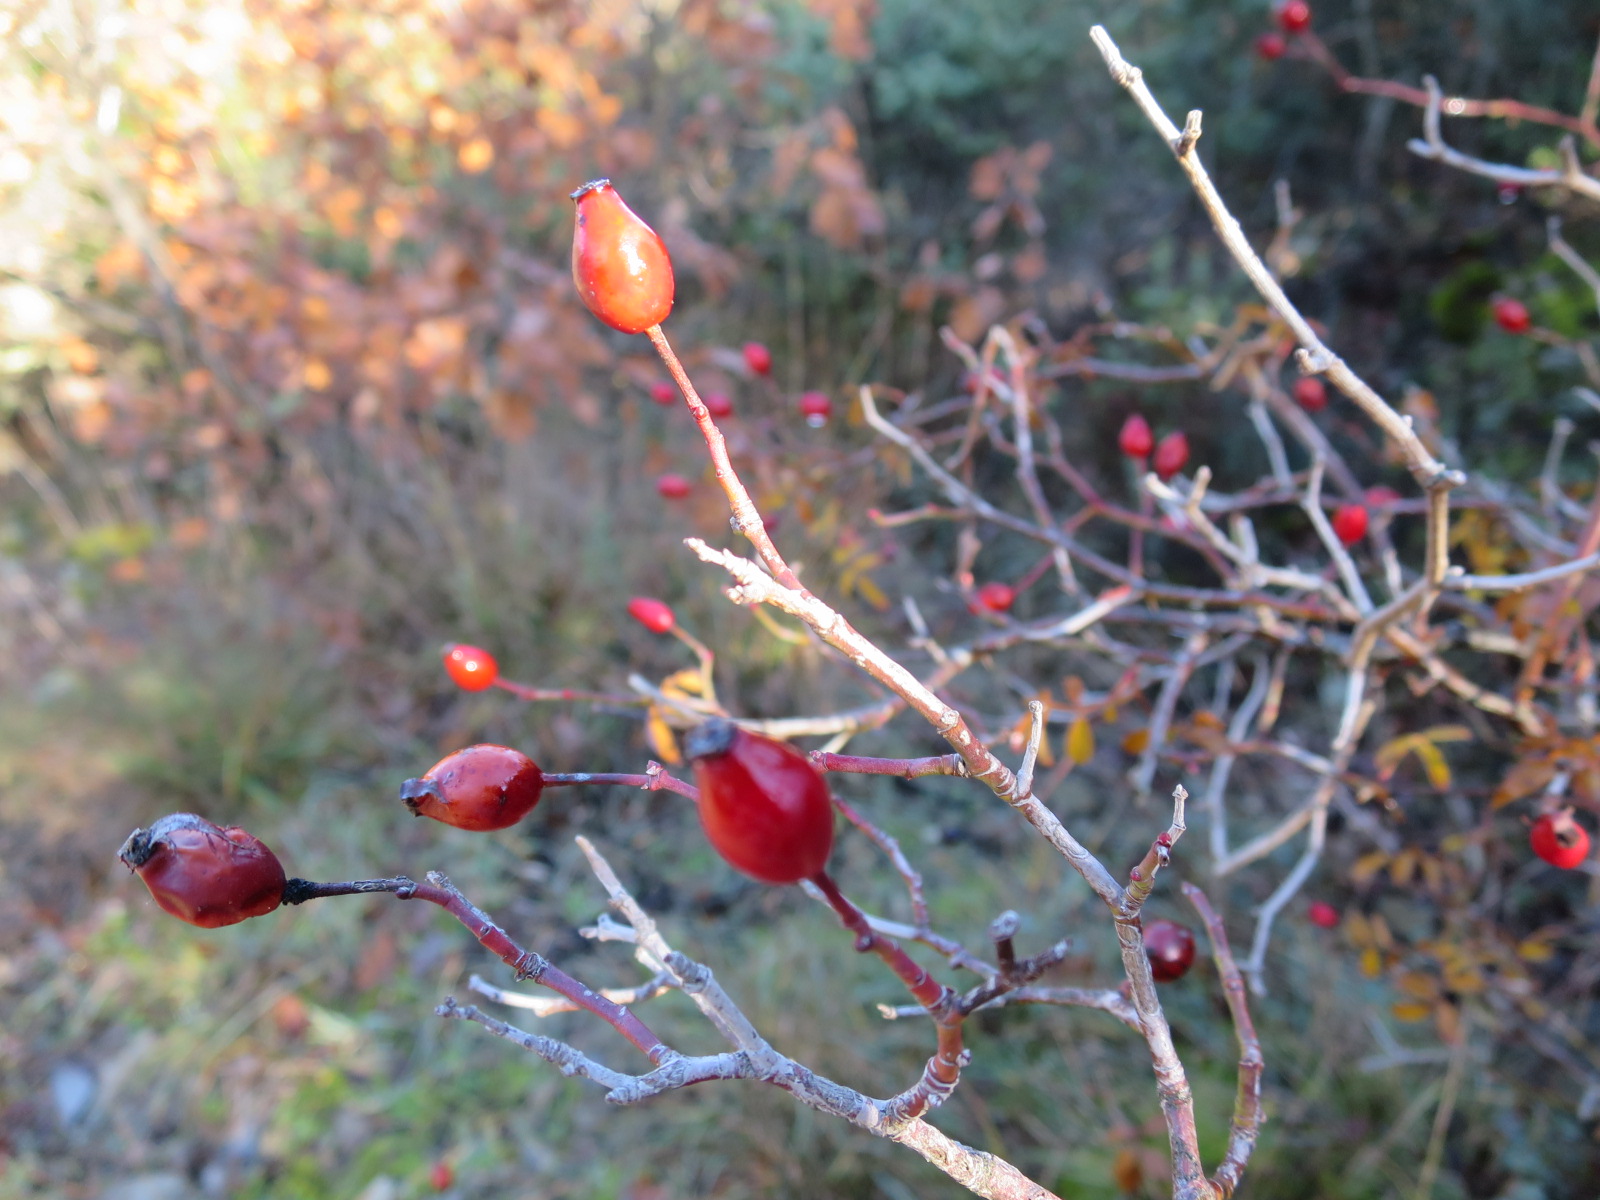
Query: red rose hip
1255,32,1287,60
799,391,833,427
742,341,773,376
686,720,834,884
704,392,733,419
1307,901,1340,929
118,813,287,928
649,382,677,406
1118,414,1154,459
974,582,1016,613
656,472,692,500
570,179,674,334
1530,810,1590,869
1492,297,1531,335
1331,503,1369,546
443,643,498,692
1143,919,1197,982
1153,431,1189,480
1292,377,1327,412
1277,1,1311,34
627,596,676,634
400,744,544,831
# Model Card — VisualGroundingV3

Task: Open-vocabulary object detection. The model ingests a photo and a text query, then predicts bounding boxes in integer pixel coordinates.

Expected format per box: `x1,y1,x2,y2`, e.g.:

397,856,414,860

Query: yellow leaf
1121,728,1150,755
1360,947,1383,978
853,573,890,611
1351,851,1389,886
645,707,681,764
1517,939,1555,963
1066,717,1094,765
1412,740,1451,790
1391,1002,1432,1022
660,669,705,699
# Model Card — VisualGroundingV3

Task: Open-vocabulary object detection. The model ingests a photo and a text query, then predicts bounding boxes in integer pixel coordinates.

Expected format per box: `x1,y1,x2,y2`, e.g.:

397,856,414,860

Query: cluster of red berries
1256,0,1312,60
1117,414,1190,480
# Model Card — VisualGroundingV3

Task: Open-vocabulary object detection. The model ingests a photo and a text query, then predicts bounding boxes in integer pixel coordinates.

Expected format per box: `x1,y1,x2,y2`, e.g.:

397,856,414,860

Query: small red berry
704,392,733,419
1364,485,1401,508
1497,183,1521,206
1292,377,1327,412
429,1161,454,1191
1118,413,1154,459
118,813,287,928
686,720,834,884
1331,503,1369,546
1530,810,1591,869
656,472,692,500
649,382,677,406
1153,431,1189,480
570,179,674,335
400,744,544,832
1255,32,1287,60
1307,901,1340,929
1276,1,1311,34
974,582,1016,613
742,342,772,376
442,643,498,692
1492,297,1531,335
627,596,676,634
799,391,833,427
1144,919,1197,983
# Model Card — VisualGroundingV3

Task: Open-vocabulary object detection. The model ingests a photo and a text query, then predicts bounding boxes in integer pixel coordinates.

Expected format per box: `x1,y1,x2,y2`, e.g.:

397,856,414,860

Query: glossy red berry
442,643,498,692
704,392,733,419
1153,431,1189,480
1292,377,1327,412
1492,297,1531,335
1118,413,1154,459
1144,919,1197,983
628,596,676,634
400,744,544,832
656,472,692,500
570,179,674,335
118,813,287,928
742,341,773,376
1530,810,1590,869
686,720,834,884
649,382,677,406
1331,503,1369,546
1277,1,1311,34
429,1161,454,1191
799,391,833,427
1307,901,1340,929
974,582,1016,613
1255,32,1287,60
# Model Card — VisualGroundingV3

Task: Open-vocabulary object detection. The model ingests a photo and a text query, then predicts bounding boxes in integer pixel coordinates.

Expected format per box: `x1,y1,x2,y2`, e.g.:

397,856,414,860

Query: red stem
542,771,701,801
494,679,644,705
281,876,668,1062
811,751,968,779
647,324,808,594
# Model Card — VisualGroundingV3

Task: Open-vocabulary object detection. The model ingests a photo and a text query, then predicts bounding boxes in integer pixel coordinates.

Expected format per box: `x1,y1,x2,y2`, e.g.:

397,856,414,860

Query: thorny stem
280,874,668,1062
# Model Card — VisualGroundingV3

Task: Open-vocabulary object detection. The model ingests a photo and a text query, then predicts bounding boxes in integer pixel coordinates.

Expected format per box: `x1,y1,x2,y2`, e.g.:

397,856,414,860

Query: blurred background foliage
1,0,1598,1197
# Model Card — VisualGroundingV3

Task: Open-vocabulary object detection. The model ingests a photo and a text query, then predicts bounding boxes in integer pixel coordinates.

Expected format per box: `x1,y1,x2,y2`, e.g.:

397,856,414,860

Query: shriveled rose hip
443,643,498,692
119,813,287,928
570,179,674,334
400,744,544,832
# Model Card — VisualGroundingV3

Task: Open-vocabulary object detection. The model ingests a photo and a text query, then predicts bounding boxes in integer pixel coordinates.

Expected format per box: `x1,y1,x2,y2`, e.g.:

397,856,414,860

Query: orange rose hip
570,179,674,334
